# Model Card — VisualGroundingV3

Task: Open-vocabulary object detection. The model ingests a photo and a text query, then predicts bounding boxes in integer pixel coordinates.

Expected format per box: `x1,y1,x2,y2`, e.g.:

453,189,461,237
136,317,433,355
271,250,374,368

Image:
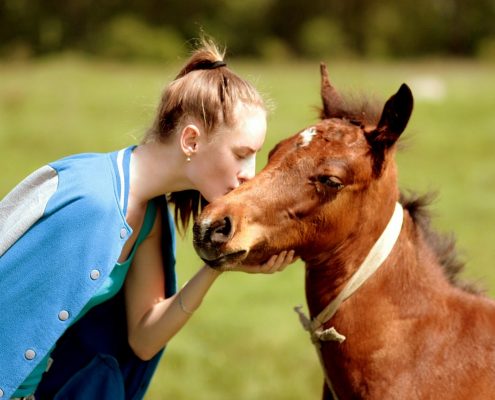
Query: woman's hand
230,250,297,274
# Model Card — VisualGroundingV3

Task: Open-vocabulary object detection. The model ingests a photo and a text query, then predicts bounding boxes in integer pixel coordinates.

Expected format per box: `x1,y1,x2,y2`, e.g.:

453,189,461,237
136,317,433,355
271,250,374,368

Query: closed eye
235,153,248,160
315,175,344,190
234,146,257,160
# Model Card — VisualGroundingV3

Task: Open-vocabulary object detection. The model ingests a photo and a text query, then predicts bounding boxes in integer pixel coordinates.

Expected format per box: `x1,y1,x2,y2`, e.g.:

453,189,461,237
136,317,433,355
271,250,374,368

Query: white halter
294,202,404,398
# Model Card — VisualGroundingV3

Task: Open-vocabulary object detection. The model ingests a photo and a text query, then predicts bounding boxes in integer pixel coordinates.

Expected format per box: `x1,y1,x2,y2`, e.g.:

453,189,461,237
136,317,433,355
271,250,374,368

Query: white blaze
299,127,317,147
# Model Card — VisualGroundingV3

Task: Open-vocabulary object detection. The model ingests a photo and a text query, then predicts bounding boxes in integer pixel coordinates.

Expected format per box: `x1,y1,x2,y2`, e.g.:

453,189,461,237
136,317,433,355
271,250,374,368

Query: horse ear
320,63,344,119
367,84,413,148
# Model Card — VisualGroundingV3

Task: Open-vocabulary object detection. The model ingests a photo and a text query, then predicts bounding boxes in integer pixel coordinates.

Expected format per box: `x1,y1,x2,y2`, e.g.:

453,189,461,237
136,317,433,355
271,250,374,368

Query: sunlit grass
0,56,494,399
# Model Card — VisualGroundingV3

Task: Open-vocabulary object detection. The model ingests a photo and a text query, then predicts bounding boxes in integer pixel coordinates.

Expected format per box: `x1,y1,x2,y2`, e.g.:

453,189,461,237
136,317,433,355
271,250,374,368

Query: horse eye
317,175,344,190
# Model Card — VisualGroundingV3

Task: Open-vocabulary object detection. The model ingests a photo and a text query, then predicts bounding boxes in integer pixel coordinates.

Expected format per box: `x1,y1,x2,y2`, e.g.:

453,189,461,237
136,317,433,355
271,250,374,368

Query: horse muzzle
193,215,248,268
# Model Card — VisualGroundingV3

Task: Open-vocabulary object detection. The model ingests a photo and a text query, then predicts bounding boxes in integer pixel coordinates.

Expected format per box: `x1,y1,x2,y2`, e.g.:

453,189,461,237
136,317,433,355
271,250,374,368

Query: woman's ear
180,124,201,157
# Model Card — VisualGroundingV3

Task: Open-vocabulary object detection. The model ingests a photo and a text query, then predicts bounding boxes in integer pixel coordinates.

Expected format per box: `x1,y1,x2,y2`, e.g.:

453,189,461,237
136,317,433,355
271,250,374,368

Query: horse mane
318,90,407,178
400,191,483,295
319,90,383,128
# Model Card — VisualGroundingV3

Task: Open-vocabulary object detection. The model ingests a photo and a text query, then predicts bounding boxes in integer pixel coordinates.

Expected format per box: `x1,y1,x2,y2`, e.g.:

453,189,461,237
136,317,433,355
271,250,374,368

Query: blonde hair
144,38,266,234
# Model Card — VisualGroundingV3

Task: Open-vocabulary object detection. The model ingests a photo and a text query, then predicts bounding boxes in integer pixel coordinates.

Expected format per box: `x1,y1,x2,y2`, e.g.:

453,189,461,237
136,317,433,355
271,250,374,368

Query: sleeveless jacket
0,147,177,399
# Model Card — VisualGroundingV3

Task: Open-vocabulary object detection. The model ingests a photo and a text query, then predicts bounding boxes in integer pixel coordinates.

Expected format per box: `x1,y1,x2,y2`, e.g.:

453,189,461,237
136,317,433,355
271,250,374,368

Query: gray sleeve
0,165,59,257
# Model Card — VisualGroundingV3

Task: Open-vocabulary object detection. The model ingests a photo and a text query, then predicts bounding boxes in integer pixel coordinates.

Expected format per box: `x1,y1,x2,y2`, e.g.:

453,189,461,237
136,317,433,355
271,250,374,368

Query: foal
193,64,495,399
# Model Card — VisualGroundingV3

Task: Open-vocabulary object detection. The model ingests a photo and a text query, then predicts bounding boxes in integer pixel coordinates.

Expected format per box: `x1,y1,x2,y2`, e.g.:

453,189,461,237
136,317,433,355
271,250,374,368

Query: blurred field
1,56,494,399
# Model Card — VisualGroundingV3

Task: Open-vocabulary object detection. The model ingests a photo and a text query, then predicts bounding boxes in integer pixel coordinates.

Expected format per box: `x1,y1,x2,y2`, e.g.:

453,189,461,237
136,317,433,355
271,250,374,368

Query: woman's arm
124,208,221,360
125,208,295,361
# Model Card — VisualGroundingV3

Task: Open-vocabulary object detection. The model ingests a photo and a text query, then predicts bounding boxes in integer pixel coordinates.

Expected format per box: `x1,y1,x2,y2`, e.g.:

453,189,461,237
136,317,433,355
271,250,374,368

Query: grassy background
1,56,494,399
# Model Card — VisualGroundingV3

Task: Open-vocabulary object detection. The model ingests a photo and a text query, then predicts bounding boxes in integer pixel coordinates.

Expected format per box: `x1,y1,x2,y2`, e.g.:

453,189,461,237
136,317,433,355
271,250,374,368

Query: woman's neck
129,141,193,205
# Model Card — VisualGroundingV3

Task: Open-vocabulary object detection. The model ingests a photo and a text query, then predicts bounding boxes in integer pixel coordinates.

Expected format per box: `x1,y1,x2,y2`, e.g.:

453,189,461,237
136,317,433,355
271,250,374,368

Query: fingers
228,250,298,274
283,249,297,268
260,254,280,273
278,249,297,271
260,250,297,274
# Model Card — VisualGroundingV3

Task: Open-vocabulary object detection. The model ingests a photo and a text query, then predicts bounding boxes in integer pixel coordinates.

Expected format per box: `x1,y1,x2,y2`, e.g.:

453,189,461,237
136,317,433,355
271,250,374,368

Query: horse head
193,64,413,273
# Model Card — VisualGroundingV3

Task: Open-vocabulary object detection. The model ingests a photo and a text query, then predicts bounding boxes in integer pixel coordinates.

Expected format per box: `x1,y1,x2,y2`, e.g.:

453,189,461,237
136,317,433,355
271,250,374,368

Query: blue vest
0,147,177,399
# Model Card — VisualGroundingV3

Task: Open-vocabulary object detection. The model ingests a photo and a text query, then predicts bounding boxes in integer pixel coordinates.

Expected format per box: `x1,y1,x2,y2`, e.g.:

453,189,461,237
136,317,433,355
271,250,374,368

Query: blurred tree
0,0,494,60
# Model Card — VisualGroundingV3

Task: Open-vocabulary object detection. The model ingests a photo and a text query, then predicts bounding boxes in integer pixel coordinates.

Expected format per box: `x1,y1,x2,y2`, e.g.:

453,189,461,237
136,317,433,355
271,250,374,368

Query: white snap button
25,349,36,360
0,388,4,397
58,310,70,321
120,228,127,239
90,269,100,280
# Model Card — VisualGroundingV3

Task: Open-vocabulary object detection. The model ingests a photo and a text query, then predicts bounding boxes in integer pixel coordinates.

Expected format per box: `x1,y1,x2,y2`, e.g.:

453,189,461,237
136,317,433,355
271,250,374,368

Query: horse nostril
210,216,233,244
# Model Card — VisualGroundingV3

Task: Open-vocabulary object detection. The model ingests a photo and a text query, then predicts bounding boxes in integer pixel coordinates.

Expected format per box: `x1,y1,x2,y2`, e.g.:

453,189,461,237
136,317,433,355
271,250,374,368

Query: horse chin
235,247,280,270
201,249,248,270
198,242,276,271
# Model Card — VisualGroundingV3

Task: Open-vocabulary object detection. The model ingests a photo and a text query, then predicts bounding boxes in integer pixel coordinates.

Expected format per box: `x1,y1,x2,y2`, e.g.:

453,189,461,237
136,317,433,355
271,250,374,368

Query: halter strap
295,202,404,343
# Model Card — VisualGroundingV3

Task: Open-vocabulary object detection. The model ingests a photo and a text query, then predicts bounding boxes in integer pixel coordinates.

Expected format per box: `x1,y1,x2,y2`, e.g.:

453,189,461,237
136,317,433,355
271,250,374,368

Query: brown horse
193,64,495,399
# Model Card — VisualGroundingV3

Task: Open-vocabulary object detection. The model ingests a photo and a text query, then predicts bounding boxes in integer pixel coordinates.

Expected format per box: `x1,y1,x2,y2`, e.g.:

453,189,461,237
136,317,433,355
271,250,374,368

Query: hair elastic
209,60,227,69
195,60,227,70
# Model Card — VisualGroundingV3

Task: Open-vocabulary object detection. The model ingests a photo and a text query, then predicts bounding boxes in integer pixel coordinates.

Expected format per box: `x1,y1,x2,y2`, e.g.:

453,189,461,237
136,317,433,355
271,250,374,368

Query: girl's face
190,104,267,202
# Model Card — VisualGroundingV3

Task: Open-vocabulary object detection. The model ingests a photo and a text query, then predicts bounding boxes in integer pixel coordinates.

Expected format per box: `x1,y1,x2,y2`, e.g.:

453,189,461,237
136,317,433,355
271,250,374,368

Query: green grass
1,56,494,399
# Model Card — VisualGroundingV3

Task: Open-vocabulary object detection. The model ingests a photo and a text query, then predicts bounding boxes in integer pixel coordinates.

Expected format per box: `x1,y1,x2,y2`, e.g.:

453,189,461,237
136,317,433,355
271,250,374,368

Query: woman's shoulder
49,150,112,174
46,151,123,216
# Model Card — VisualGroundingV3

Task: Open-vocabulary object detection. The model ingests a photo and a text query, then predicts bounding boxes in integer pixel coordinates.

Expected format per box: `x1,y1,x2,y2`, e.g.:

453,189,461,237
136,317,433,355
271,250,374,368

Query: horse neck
304,205,450,319
309,209,495,400
305,212,477,399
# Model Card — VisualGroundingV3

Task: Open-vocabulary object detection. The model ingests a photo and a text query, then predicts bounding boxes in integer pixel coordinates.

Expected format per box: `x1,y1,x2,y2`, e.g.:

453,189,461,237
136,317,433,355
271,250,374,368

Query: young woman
0,39,295,399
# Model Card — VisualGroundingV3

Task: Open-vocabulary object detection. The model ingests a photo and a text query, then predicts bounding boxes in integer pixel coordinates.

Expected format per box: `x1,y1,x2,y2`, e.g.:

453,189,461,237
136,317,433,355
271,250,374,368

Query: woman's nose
237,171,253,186
237,156,256,184
237,176,248,186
